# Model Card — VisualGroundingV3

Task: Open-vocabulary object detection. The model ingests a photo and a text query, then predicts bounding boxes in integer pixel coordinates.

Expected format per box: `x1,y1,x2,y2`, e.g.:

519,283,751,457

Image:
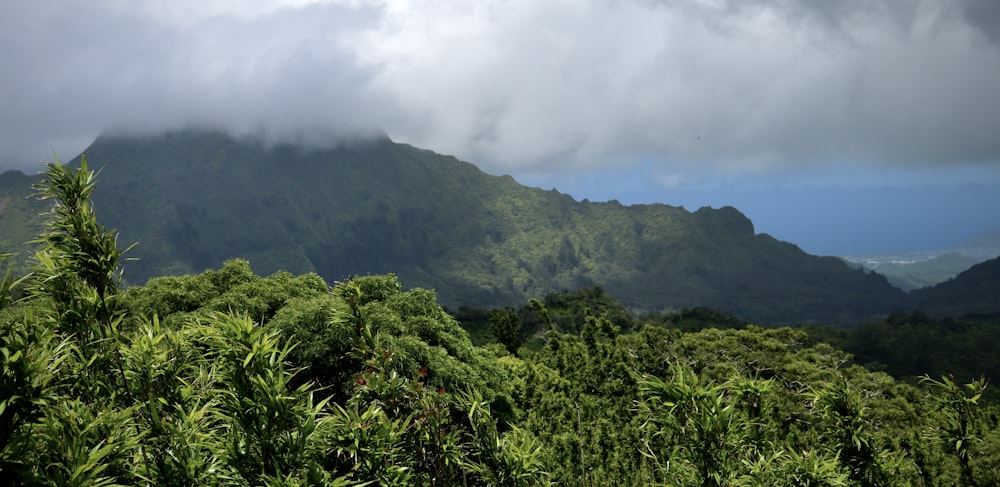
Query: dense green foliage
506,321,1000,485
1,160,545,485
808,311,1000,403
3,159,1000,485
460,288,1000,409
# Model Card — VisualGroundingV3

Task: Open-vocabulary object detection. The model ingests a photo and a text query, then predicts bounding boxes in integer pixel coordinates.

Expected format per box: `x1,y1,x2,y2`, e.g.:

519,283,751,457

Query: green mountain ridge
2,128,983,324
908,256,1000,317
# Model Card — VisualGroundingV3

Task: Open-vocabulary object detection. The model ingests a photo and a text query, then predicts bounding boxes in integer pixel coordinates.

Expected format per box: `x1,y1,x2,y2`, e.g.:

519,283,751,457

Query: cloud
956,0,1000,46
2,0,999,180
0,0,385,168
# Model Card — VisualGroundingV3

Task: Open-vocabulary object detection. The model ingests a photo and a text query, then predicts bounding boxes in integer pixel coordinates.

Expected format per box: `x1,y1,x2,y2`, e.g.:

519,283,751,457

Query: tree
489,306,522,354
2,158,349,485
809,378,905,486
921,374,988,487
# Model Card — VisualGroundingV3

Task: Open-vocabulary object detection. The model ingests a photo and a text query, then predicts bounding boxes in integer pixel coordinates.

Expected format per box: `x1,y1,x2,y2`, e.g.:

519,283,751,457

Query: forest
2,160,999,486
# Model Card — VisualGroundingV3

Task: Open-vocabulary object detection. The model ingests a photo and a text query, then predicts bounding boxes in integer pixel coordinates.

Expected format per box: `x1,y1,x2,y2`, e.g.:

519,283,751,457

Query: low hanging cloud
2,0,999,180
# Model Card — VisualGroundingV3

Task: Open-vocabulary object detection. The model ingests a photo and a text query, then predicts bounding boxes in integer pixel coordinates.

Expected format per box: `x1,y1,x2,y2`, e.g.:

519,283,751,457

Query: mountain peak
695,205,755,235
92,126,394,158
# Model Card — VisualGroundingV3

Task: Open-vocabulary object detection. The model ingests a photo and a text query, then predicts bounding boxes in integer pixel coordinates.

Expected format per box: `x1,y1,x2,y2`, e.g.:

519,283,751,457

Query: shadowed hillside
0,169,48,277
908,256,1000,317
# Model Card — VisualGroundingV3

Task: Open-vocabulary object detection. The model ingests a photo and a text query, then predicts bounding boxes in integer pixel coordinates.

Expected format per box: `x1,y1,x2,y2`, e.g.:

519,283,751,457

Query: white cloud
1,0,999,181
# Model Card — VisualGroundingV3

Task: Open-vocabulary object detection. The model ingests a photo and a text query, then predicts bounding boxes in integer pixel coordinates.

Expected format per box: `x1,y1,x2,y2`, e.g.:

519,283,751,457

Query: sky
2,0,1000,256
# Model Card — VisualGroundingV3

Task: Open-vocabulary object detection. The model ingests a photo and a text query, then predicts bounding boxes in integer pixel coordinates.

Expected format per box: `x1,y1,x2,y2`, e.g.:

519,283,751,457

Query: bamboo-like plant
921,374,988,487
808,378,906,486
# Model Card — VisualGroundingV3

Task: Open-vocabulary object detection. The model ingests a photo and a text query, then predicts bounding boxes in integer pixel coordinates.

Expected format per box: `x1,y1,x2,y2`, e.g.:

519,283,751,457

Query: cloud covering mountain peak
3,0,999,179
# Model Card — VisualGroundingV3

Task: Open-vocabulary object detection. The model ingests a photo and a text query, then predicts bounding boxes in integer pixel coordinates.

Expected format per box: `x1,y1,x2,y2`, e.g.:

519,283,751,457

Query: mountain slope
0,169,48,276
3,129,905,324
909,256,1000,317
873,252,983,290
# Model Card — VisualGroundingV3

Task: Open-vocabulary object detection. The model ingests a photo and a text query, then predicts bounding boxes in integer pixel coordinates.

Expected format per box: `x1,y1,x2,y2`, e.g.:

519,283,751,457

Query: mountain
841,228,1000,291
0,169,48,277
867,252,983,291
1,129,906,324
909,256,1000,317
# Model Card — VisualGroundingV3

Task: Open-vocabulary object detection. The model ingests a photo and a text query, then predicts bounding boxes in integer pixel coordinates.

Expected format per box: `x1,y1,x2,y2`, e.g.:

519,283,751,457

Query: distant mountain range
842,230,1000,290
957,229,1000,256
1,129,996,324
